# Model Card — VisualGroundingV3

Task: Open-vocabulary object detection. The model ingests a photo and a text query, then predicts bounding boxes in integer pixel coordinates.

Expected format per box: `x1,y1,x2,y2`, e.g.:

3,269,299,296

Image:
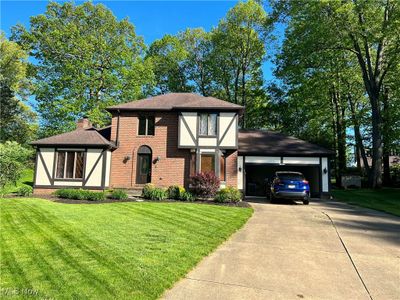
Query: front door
137,154,151,184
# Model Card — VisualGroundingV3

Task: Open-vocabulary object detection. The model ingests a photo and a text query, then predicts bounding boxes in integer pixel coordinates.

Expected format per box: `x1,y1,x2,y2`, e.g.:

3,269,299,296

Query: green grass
0,198,252,299
332,188,400,217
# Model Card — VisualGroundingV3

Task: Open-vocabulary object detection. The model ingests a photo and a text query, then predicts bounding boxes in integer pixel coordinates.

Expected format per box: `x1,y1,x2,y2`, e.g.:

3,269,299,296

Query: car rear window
277,173,304,180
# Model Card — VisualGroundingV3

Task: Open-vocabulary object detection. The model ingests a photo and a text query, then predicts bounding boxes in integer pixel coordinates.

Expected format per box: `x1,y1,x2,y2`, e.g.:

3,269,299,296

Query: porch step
126,187,143,197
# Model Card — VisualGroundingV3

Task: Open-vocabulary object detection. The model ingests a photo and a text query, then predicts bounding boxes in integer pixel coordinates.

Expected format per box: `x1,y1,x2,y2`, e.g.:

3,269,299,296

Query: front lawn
332,188,400,217
0,198,252,299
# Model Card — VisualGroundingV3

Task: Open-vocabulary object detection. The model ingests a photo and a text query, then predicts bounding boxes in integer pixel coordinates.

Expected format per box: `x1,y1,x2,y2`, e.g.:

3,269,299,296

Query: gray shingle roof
106,93,244,112
238,129,334,156
31,127,114,147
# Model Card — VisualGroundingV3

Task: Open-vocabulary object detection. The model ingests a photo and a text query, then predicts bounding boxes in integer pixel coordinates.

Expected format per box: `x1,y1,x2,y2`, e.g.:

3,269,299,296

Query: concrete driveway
163,199,400,300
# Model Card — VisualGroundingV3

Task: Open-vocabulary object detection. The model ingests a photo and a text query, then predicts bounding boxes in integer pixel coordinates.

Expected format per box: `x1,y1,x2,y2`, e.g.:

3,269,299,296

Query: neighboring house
31,93,333,197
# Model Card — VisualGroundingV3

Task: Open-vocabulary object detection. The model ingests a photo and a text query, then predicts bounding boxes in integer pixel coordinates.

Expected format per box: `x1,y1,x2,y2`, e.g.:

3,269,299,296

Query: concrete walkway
163,199,400,300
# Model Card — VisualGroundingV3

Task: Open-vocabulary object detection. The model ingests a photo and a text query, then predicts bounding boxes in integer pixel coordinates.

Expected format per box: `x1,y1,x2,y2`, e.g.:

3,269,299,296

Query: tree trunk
331,87,346,187
369,90,383,188
382,88,391,186
348,93,370,175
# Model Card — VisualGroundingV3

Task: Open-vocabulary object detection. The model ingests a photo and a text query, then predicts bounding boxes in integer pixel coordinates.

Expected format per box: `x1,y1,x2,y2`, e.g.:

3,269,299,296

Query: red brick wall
225,150,238,187
110,112,191,188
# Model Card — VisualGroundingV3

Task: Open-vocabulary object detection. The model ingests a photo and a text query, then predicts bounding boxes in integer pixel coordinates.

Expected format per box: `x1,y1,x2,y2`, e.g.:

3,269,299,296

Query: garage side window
56,151,84,179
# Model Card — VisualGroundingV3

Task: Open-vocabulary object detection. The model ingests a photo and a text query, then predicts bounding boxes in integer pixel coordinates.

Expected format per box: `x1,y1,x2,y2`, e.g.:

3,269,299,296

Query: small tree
0,141,32,195
190,172,220,198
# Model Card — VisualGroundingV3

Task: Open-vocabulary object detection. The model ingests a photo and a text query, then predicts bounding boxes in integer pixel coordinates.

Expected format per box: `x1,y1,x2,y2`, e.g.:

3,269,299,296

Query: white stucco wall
35,148,55,185
34,147,109,189
198,137,218,147
84,149,104,187
218,113,237,147
104,150,111,187
179,112,197,147
237,156,244,190
321,157,329,192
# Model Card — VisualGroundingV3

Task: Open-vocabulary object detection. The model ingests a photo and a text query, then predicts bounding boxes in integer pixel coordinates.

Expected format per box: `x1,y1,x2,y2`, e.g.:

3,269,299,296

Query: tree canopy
12,1,154,136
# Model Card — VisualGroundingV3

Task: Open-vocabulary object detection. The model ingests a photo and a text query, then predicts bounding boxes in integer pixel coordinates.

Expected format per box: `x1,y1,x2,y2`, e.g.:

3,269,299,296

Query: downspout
115,109,120,147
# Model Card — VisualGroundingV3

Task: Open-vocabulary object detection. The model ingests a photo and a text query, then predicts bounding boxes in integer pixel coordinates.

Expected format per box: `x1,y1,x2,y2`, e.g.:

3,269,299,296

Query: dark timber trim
34,185,108,190
101,150,107,189
33,149,39,186
38,149,53,185
82,148,88,187
83,149,105,186
180,114,197,145
51,147,57,184
218,113,237,147
115,110,121,146
319,157,323,198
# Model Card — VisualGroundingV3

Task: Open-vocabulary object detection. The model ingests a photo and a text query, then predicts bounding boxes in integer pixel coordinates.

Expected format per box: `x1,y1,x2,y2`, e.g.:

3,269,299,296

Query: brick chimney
76,116,92,129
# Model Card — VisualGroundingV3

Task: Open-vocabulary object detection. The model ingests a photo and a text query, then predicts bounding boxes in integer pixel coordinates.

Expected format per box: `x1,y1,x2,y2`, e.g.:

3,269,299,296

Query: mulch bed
3,194,251,208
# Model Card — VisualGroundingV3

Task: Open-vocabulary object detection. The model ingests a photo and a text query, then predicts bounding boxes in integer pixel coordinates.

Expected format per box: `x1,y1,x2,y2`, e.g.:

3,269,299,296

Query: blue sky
1,0,283,82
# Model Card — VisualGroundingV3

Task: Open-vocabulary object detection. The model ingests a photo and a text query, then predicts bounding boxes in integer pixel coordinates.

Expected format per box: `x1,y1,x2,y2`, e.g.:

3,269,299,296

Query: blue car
267,171,310,205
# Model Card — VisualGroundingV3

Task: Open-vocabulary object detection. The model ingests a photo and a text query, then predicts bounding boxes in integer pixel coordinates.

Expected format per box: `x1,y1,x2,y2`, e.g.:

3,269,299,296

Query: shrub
0,142,33,196
54,189,105,201
16,184,33,196
150,187,167,201
167,185,186,200
142,183,155,199
180,191,195,201
190,172,220,198
110,189,128,200
215,187,242,203
141,184,167,200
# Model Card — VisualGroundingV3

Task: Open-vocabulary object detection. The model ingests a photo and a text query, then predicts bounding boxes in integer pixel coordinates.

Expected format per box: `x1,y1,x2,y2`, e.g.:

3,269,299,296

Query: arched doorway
136,145,152,184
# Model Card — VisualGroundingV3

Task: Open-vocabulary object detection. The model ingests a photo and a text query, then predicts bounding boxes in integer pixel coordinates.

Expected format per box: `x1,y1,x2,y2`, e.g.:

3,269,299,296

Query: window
55,151,84,179
201,154,215,174
220,155,226,181
138,116,155,135
199,113,217,136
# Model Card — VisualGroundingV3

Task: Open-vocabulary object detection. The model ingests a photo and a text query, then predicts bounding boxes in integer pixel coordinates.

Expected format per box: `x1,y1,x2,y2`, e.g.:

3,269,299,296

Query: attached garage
237,130,333,198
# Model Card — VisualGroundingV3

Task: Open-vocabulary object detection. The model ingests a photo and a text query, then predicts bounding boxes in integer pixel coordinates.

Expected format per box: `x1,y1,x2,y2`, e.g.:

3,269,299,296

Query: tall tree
0,32,37,144
272,0,400,187
12,1,153,136
146,34,190,94
211,0,271,127
178,28,214,96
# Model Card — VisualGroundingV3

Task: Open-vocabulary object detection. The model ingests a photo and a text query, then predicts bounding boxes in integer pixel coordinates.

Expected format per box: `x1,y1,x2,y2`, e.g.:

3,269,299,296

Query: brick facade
110,112,191,188
225,150,238,187
109,111,238,189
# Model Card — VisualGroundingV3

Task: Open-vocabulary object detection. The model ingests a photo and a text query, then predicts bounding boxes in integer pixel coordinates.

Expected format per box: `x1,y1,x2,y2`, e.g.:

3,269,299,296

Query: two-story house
31,93,333,197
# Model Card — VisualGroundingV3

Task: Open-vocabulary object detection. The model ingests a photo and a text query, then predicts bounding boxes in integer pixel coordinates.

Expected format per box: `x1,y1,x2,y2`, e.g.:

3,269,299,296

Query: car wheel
303,199,309,205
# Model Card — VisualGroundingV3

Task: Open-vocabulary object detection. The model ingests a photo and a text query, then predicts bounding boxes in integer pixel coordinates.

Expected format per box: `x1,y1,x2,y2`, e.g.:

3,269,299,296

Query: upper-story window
199,113,217,136
56,151,84,179
138,116,155,136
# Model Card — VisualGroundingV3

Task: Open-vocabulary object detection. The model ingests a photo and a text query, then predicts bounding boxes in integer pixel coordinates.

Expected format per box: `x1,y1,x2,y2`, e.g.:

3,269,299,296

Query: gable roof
106,93,244,112
238,129,334,156
31,127,114,148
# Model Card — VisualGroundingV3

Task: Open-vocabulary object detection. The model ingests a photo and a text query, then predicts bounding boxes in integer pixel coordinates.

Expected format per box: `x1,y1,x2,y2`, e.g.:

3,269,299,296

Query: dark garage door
245,164,321,197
